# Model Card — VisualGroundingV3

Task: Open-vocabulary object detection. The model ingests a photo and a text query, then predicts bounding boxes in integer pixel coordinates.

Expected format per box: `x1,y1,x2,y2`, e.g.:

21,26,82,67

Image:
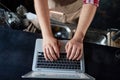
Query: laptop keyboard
36,52,80,70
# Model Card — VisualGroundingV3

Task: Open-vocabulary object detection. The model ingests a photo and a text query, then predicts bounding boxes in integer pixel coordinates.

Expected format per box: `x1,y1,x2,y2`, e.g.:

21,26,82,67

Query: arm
65,3,98,60
74,4,97,41
34,0,52,38
34,0,60,61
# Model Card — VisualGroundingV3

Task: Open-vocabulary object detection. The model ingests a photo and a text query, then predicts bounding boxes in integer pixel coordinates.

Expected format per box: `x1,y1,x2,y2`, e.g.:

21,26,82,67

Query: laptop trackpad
23,71,90,79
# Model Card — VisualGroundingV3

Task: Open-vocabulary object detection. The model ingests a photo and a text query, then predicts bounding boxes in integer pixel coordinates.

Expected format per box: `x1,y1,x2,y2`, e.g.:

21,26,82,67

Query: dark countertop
84,42,120,80
0,28,120,80
0,28,40,80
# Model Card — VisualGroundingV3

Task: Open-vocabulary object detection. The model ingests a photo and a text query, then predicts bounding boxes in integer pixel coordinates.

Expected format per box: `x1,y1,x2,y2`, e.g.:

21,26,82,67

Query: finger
46,47,54,61
44,48,49,61
76,49,83,60
72,48,80,60
53,42,60,58
77,45,83,60
49,46,58,60
66,44,72,59
69,46,77,60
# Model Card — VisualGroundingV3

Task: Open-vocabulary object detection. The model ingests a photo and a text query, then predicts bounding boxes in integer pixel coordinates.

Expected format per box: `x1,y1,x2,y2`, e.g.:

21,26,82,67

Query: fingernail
69,57,71,60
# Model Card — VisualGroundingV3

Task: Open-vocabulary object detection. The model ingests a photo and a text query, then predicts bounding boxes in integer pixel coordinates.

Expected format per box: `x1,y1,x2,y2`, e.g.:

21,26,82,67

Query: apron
48,0,83,23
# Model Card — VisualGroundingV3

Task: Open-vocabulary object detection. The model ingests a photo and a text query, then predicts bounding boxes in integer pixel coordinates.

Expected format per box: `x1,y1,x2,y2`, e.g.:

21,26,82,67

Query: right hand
43,37,60,61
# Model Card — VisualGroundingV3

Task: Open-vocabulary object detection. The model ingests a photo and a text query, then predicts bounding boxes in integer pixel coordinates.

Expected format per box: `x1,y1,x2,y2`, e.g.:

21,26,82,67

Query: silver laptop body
22,39,95,80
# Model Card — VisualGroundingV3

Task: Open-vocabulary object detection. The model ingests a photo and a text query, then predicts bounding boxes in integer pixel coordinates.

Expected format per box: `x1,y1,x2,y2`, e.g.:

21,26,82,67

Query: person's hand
43,37,60,61
65,38,83,60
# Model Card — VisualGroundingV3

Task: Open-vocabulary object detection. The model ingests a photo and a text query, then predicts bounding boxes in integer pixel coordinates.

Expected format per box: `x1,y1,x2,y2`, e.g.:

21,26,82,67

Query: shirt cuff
83,0,100,7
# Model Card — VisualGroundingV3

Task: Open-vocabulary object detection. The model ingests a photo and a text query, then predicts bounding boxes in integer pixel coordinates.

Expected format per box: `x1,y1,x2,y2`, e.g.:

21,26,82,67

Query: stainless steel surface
51,23,120,48
51,23,75,39
107,28,120,48
51,23,108,46
84,28,108,46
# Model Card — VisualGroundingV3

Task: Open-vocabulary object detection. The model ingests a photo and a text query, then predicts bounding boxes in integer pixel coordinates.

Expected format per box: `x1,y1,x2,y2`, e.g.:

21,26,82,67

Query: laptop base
22,39,95,80
22,71,95,80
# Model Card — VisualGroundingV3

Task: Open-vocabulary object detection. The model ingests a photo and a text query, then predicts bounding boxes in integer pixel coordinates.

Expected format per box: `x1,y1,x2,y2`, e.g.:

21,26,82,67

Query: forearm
73,4,97,41
34,0,53,38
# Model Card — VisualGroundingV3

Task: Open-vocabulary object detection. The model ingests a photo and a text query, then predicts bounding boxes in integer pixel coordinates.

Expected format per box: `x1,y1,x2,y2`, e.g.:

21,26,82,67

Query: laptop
22,39,95,80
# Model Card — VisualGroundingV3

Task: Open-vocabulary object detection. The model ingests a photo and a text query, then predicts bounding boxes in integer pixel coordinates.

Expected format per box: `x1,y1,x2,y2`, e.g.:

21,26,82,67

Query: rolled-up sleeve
83,0,100,7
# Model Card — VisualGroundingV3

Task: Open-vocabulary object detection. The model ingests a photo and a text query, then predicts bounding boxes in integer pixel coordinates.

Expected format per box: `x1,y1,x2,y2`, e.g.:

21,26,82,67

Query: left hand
65,38,83,60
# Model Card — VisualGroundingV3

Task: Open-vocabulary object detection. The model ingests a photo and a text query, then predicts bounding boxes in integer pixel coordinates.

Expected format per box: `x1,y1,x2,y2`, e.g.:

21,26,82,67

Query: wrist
42,31,54,39
72,31,84,43
42,34,54,39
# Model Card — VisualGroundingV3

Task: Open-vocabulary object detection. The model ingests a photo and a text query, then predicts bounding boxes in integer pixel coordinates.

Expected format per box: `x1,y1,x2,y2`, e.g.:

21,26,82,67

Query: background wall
91,0,120,30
